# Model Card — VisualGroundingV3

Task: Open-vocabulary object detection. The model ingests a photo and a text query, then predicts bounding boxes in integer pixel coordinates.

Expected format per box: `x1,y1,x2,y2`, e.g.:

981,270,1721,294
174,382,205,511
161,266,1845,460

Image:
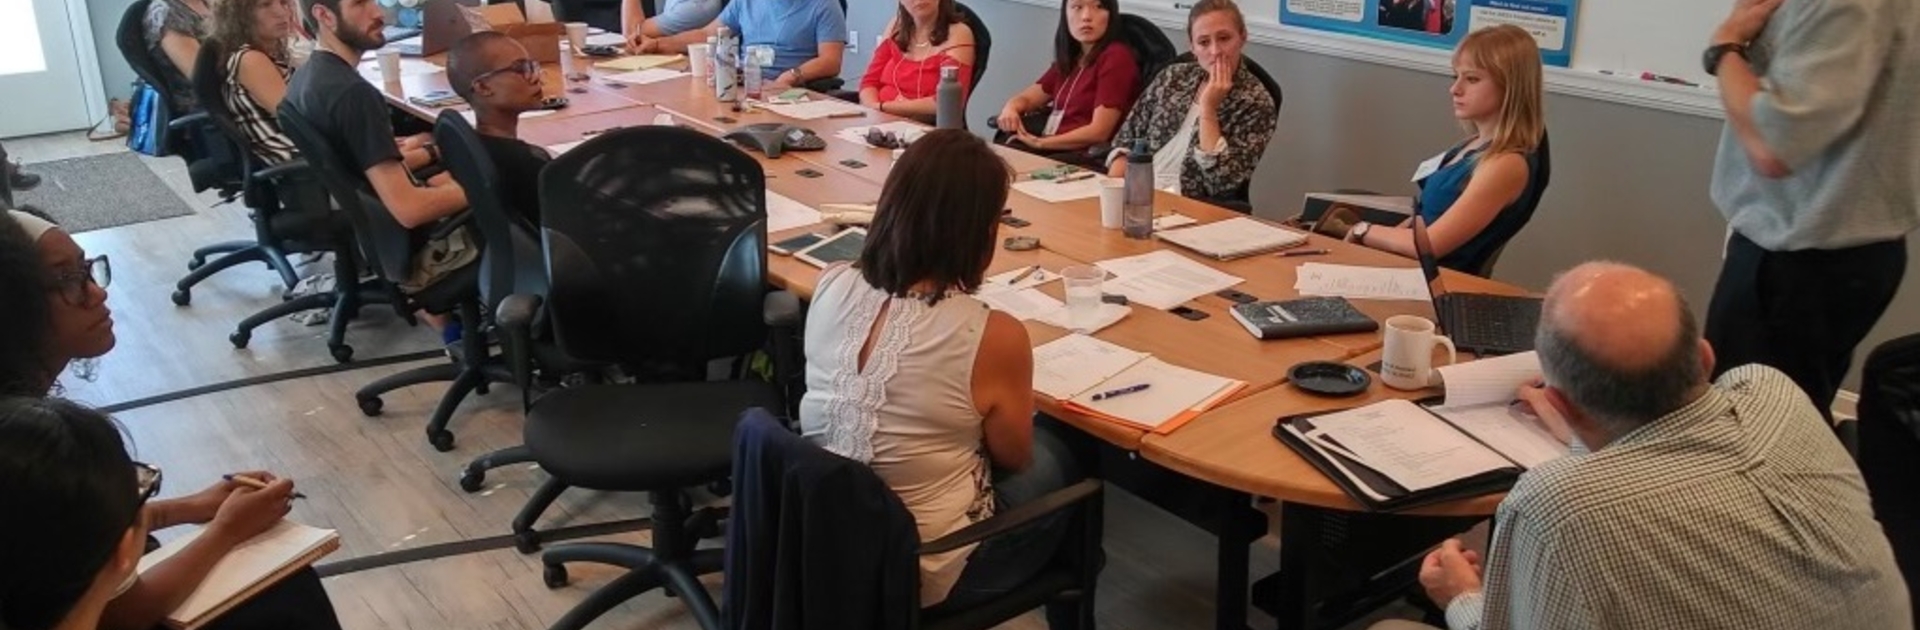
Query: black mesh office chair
1859,333,1920,616
726,410,1105,630
1117,13,1176,82
958,3,991,90
115,0,240,194
494,126,797,630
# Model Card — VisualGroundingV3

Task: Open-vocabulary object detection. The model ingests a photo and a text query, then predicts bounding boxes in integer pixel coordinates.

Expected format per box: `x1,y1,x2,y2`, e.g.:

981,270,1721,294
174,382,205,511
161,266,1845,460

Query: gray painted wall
840,0,1917,388
90,0,143,101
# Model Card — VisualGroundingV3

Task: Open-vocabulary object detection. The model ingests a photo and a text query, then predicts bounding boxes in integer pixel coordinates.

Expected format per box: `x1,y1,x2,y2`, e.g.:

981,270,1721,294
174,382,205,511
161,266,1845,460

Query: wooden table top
369,55,1530,504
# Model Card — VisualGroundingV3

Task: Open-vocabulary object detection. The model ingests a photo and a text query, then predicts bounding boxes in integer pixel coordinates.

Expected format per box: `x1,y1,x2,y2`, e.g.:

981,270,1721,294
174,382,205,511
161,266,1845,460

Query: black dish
1288,361,1371,397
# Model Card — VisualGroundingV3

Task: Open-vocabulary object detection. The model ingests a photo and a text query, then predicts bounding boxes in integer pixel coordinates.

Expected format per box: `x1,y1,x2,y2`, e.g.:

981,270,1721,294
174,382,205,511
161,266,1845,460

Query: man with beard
285,0,474,293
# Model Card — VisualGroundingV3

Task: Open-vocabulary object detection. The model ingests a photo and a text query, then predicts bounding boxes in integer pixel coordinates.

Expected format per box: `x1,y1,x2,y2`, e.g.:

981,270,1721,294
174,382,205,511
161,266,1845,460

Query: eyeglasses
471,58,540,85
135,461,163,503
48,255,111,307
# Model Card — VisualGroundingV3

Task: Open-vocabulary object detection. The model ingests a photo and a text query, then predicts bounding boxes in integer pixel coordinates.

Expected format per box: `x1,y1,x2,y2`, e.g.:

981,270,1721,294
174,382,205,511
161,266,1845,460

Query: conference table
365,51,1533,629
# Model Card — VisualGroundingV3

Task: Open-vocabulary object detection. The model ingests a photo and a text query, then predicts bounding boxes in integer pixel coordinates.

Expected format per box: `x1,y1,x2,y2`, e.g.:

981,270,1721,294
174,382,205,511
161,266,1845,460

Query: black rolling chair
494,126,798,630
1859,333,1920,616
726,410,1105,630
958,2,991,90
278,103,504,453
550,0,622,31
1116,13,1176,81
114,0,240,195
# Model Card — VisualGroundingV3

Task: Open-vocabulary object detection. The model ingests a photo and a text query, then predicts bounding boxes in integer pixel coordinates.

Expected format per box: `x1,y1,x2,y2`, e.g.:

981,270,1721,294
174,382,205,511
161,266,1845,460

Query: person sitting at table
797,129,1085,619
447,32,553,225
1104,0,1275,207
994,0,1138,163
1376,261,1910,630
629,0,847,89
1344,24,1544,275
0,395,151,630
621,0,723,43
287,0,475,297
856,0,976,123
0,211,345,630
146,0,214,112
211,0,300,164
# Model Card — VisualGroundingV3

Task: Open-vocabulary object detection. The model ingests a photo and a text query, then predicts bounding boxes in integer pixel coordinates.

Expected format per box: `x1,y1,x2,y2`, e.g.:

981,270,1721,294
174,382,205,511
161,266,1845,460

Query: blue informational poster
1279,0,1579,67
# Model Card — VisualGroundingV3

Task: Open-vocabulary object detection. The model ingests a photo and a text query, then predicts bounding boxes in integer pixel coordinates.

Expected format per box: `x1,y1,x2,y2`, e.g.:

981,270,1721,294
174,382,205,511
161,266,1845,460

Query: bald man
1405,262,1909,630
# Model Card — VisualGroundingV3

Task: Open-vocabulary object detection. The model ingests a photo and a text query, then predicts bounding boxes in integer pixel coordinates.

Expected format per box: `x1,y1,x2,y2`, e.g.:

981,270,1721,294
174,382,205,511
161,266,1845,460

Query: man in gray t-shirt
1703,0,1919,418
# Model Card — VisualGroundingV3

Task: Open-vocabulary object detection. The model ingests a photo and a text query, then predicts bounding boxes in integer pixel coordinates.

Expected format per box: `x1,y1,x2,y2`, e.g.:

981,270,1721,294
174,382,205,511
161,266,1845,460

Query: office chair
725,410,1105,630
1460,132,1551,278
1859,333,1920,616
115,0,241,195
549,0,622,32
494,126,798,630
1117,13,1176,83
959,3,991,90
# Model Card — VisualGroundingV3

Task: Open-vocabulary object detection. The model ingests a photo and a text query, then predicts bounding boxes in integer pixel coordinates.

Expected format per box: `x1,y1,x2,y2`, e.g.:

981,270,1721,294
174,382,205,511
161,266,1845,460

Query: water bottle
713,27,739,102
743,47,764,100
935,65,963,129
1122,140,1155,239
557,40,575,81
703,35,717,88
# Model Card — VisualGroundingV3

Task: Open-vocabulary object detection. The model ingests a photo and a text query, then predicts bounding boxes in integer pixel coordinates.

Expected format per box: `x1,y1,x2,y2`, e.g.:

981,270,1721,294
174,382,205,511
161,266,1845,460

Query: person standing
1702,0,1919,418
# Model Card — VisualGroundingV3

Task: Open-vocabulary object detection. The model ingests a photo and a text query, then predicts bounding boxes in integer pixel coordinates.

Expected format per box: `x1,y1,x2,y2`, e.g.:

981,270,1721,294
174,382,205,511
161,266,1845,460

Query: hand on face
1198,56,1235,111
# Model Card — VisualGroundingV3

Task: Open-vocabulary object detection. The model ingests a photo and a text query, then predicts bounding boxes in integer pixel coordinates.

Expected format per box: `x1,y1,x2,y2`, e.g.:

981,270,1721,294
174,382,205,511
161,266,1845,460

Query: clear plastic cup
1062,265,1104,333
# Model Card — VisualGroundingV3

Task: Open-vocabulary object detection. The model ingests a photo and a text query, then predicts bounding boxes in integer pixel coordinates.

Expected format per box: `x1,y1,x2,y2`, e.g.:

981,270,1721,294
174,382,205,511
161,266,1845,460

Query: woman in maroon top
994,0,1138,159
857,0,977,124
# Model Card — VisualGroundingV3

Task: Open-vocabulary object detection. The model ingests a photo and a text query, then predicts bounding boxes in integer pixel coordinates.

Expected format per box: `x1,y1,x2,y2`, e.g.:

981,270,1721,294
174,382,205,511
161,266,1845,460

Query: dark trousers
1705,231,1908,418
930,423,1085,625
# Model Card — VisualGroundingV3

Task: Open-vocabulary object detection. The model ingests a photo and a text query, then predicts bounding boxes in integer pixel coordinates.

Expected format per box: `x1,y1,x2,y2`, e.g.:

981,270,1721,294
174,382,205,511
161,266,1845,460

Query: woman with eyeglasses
0,211,341,630
0,396,151,630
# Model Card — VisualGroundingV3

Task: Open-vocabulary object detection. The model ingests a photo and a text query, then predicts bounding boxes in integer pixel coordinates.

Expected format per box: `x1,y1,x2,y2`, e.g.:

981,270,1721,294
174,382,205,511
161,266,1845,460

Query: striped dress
224,44,298,164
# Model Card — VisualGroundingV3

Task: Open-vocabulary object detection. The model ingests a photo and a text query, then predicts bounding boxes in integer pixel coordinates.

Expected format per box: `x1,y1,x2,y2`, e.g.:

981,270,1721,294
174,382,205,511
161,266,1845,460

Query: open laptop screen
1409,215,1448,312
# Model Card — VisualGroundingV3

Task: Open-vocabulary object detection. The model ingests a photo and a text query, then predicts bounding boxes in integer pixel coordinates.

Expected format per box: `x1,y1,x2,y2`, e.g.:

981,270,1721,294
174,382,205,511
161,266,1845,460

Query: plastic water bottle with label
743,45,774,101
713,26,739,102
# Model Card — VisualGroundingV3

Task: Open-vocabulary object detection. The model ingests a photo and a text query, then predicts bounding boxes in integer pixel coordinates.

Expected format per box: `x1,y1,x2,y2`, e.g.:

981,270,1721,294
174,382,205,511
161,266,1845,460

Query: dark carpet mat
14,152,196,233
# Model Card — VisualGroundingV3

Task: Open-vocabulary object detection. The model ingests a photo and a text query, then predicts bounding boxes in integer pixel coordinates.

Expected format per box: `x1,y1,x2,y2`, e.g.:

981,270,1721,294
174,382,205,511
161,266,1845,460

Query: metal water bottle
713,27,739,102
935,65,963,129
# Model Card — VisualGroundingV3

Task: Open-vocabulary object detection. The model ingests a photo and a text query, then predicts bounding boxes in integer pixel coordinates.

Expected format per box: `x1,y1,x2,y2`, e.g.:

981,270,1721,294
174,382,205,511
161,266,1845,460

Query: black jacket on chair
724,410,919,630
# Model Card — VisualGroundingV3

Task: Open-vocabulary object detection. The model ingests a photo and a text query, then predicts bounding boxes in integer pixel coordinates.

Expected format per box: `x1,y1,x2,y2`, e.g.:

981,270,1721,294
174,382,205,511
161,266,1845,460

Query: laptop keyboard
1438,293,1542,354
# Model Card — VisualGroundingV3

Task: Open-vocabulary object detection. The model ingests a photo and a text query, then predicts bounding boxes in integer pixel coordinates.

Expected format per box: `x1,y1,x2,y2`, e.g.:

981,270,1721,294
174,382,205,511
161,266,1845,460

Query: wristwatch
1347,221,1372,244
1702,42,1748,77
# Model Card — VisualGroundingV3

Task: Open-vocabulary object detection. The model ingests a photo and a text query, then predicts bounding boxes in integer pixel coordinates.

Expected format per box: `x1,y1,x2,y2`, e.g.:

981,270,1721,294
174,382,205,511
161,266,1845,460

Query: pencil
224,474,308,500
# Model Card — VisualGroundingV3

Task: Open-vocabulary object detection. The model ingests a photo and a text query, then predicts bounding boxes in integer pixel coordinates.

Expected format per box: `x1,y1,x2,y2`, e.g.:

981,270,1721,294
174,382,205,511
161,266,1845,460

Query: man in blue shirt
622,0,722,41
631,0,846,88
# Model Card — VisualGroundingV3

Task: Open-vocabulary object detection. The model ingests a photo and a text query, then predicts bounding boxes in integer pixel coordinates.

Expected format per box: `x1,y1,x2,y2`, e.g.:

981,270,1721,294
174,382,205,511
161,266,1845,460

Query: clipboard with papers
1032,335,1246,434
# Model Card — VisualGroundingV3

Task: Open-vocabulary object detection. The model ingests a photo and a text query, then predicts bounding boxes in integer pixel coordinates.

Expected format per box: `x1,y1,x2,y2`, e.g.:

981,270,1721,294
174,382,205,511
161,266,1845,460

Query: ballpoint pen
225,474,309,500
1091,383,1152,401
1008,265,1041,284
1055,172,1095,183
1278,249,1330,257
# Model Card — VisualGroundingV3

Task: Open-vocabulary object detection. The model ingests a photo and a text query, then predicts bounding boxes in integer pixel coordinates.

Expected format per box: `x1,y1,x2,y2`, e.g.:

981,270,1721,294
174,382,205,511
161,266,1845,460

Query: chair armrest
497,293,545,391
168,111,209,132
921,479,1102,555
763,290,802,328
252,158,310,182
429,210,473,240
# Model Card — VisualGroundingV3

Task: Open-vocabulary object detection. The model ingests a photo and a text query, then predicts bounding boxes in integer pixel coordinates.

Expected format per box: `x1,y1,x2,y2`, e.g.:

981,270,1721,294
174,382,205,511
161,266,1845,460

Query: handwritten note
1031,334,1148,400
1293,263,1430,302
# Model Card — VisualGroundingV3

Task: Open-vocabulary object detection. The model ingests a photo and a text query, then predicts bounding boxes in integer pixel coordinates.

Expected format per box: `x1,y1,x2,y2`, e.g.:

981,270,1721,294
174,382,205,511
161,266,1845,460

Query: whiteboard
1071,0,1729,118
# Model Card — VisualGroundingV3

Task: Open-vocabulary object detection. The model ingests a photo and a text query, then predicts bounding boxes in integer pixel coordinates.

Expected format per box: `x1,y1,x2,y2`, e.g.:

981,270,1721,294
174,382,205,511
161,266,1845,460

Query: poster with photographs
1280,0,1578,66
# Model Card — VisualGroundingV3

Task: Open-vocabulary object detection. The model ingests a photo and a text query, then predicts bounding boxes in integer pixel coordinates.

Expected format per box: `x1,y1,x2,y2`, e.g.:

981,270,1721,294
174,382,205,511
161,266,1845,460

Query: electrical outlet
849,30,859,55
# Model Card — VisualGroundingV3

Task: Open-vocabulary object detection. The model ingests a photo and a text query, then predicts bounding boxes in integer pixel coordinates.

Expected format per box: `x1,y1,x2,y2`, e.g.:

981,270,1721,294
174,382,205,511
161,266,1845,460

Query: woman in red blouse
857,0,976,124
994,0,1139,158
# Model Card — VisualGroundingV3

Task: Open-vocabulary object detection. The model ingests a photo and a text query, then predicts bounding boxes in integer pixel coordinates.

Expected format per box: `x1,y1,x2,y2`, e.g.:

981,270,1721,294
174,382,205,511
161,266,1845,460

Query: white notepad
602,68,688,85
765,190,823,233
138,520,340,630
1031,335,1244,433
1155,216,1309,259
1094,250,1244,310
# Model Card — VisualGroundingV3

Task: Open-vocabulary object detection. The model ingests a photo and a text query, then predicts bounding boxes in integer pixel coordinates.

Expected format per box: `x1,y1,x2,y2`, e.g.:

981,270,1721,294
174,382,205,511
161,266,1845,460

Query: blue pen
1092,383,1152,401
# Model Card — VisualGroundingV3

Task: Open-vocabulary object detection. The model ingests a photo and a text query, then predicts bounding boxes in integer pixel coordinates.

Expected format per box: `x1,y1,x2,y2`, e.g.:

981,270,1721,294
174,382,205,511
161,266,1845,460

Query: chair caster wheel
428,430,455,452
229,330,251,349
329,344,353,363
542,563,568,588
459,469,485,492
515,530,541,554
357,396,383,416
171,289,191,306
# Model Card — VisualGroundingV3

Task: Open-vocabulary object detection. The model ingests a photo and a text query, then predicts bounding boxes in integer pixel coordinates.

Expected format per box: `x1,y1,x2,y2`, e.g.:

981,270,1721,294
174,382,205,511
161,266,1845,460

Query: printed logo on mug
1380,315,1456,390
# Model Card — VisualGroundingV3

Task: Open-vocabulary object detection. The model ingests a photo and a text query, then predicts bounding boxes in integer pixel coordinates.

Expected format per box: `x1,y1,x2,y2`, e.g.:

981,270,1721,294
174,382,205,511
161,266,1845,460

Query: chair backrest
432,111,547,308
190,43,264,179
1859,332,1920,615
1115,13,1175,85
724,408,919,630
536,126,769,370
1459,130,1552,276
956,2,990,90
276,101,416,283
117,0,173,111
1862,333,1920,447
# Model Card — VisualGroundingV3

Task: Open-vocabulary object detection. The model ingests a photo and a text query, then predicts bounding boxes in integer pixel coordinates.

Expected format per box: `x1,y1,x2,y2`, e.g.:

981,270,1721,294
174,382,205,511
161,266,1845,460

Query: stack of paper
759,99,868,120
1429,352,1569,468
1298,399,1518,494
140,520,340,629
602,68,687,85
1094,250,1244,310
593,55,684,71
1030,335,1244,432
1294,263,1429,302
1156,217,1309,260
975,287,1129,333
765,191,823,233
584,32,627,47
1011,176,1111,203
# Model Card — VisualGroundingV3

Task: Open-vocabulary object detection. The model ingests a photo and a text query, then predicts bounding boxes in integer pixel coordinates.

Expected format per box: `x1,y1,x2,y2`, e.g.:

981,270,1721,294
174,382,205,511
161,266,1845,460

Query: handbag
126,80,170,157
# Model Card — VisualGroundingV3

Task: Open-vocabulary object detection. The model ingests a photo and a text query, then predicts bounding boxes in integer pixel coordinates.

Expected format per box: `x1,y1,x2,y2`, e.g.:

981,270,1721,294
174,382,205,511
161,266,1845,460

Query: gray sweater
1709,0,1920,251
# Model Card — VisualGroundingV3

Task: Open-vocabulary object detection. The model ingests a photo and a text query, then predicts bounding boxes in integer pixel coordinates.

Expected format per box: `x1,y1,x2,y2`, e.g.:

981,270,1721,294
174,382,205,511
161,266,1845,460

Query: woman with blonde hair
209,0,299,164
1347,24,1547,274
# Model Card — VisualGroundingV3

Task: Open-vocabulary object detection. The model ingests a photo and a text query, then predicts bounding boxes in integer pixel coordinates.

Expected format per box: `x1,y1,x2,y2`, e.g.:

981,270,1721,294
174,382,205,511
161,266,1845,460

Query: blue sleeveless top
1414,139,1542,275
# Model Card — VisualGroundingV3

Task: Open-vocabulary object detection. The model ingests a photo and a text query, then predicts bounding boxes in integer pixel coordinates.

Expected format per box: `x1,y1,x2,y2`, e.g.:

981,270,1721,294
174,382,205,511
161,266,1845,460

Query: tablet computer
769,232,826,256
795,228,867,268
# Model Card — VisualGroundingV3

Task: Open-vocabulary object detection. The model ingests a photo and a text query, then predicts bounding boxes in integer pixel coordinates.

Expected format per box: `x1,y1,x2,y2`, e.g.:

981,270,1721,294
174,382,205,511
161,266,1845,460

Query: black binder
1272,406,1523,512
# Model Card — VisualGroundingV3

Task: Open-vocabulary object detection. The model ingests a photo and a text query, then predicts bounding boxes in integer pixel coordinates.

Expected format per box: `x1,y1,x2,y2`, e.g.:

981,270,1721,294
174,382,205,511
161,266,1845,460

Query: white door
0,0,94,137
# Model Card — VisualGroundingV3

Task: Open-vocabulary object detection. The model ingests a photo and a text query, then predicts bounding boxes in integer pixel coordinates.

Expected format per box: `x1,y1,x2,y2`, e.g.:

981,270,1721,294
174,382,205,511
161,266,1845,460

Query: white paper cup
377,50,401,83
687,43,712,78
564,22,589,51
1098,179,1126,229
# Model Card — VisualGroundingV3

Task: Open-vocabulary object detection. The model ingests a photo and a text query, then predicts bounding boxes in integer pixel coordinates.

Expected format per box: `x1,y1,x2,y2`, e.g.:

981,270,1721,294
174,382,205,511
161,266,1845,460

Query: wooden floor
8,132,1432,630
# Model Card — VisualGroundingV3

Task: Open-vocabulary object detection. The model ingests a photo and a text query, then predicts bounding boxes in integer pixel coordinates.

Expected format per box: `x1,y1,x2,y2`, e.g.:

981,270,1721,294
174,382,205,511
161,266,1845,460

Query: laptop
1411,216,1543,355
386,0,479,57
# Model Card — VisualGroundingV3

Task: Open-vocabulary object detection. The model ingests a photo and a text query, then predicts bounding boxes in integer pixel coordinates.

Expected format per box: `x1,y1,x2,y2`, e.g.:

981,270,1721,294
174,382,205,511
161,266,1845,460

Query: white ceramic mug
1380,315,1456,390
564,22,589,51
1097,179,1125,229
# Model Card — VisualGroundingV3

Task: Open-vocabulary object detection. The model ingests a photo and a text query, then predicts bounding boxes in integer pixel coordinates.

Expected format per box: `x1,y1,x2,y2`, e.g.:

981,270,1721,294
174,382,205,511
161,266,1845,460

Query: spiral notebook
1155,217,1309,260
138,520,340,630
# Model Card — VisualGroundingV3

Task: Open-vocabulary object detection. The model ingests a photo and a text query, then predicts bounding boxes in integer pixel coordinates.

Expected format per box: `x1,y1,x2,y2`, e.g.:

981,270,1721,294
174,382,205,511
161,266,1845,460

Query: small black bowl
1288,361,1372,397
